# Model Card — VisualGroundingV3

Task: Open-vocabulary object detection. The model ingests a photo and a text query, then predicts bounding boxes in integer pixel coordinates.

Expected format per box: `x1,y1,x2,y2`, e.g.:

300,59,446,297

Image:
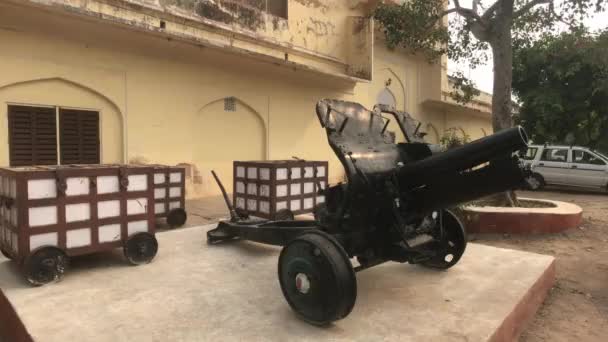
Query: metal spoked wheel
24,247,69,286
525,173,544,191
420,210,467,270
278,230,357,325
167,208,188,228
124,233,159,265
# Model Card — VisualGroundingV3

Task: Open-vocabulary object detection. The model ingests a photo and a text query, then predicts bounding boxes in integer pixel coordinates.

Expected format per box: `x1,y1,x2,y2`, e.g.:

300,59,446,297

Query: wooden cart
0,164,158,285
150,165,187,227
233,160,328,220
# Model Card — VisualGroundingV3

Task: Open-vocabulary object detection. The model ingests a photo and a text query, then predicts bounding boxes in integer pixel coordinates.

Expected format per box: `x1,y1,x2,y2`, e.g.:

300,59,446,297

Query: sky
448,0,608,94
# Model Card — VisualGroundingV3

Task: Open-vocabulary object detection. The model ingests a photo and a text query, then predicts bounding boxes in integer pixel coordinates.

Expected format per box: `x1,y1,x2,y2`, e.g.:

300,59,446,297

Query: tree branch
481,1,502,20
452,0,484,22
514,0,553,18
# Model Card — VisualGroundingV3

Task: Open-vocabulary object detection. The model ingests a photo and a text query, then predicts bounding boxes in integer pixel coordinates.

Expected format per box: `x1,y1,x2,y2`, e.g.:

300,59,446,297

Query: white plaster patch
29,232,58,251
127,198,148,215
316,166,326,177
155,188,166,199
276,201,287,210
304,182,314,194
127,220,148,236
128,175,148,192
260,185,270,197
247,167,257,179
66,228,91,248
27,179,57,199
97,176,119,194
304,167,314,178
291,167,301,179
169,187,181,198
290,184,301,196
155,203,166,214
236,166,245,178
65,203,91,223
170,172,182,183
276,185,288,197
98,200,120,219
99,224,121,243
247,183,257,195
169,201,181,210
276,168,288,180
260,168,270,180
29,206,58,227
290,200,301,211
66,177,90,196
236,182,245,194
154,173,166,184
304,198,314,209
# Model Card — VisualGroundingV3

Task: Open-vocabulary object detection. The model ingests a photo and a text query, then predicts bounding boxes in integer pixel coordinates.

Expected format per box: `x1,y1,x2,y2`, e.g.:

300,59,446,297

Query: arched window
377,88,396,108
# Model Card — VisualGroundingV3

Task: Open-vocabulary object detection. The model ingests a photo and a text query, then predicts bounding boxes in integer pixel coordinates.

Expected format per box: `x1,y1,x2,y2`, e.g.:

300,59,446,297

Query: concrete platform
0,225,555,342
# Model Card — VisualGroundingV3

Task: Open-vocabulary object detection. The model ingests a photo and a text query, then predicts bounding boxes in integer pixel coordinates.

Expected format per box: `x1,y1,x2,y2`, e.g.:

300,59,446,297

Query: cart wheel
278,230,357,325
275,209,295,221
419,210,467,270
124,233,158,265
24,247,68,286
1,247,13,260
167,208,187,228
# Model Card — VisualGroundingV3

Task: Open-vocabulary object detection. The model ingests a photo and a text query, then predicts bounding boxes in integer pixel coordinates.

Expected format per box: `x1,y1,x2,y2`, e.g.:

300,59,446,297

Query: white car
521,144,608,191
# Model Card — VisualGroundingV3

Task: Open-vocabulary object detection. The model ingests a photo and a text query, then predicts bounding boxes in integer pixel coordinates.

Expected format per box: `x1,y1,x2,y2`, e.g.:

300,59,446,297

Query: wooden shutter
8,105,58,166
59,109,100,164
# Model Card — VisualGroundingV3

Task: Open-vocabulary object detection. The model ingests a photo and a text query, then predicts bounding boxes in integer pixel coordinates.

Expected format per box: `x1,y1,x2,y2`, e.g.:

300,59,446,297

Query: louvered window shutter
8,105,58,166
59,109,100,165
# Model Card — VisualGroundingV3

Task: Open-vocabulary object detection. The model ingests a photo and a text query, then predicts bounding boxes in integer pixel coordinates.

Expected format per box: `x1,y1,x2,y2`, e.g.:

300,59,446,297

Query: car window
540,148,568,162
521,147,538,160
573,150,607,166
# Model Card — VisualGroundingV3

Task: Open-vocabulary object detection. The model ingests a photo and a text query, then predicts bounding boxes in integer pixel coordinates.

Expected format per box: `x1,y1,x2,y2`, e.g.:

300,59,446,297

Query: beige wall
0,2,492,198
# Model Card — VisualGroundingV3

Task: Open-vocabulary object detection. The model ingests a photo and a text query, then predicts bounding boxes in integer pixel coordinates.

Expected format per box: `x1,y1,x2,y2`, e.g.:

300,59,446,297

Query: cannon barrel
399,126,529,212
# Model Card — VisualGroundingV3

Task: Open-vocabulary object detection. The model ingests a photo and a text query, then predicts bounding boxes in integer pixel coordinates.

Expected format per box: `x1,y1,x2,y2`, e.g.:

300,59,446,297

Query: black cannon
207,99,529,325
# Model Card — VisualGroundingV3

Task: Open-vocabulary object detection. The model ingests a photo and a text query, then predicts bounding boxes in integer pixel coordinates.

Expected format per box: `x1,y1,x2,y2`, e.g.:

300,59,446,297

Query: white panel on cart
304,182,314,194
155,203,166,213
260,168,270,180
291,167,301,179
30,232,58,251
127,198,148,215
66,177,90,196
236,182,245,194
98,200,120,219
169,201,181,210
10,207,18,226
276,201,287,210
290,184,301,196
276,185,288,197
99,224,121,243
276,168,288,180
260,201,270,214
29,206,58,227
27,179,57,199
97,176,119,194
290,200,301,211
66,228,92,248
247,167,257,179
304,198,314,209
260,185,270,197
170,172,182,183
247,183,257,195
10,178,16,197
169,187,181,198
154,173,166,184
316,166,326,177
0,175,3,195
128,175,148,192
236,166,245,178
11,232,18,254
127,220,148,236
317,196,325,203
2,177,7,196
66,203,91,223
304,167,314,178
318,181,326,190
155,188,166,199
236,197,246,209
247,199,257,211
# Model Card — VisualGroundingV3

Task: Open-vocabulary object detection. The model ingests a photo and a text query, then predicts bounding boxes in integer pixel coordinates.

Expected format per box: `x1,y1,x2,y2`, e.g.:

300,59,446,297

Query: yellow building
0,0,492,198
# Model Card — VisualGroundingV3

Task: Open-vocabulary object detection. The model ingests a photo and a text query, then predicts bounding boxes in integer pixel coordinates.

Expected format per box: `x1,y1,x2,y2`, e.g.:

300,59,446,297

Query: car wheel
525,173,544,191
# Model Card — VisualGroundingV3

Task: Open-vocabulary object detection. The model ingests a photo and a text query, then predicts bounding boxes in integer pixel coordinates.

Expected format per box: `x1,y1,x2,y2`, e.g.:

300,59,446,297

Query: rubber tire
419,210,467,270
167,208,187,228
124,233,159,265
24,247,69,286
525,173,545,191
278,230,357,325
275,209,295,221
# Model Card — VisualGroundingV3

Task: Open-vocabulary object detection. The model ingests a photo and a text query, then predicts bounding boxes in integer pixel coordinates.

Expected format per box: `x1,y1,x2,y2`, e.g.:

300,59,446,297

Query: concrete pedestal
0,225,555,342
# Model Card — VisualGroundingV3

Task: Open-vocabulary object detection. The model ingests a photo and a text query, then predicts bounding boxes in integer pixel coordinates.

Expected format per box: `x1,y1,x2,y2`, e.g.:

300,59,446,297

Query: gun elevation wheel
24,247,68,286
167,208,188,227
124,233,159,265
420,210,467,270
278,230,357,325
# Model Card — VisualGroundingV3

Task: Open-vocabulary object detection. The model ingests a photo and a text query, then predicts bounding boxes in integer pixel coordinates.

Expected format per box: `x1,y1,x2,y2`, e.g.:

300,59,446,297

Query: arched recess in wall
0,77,125,165
195,97,267,195
377,67,406,111
426,123,440,144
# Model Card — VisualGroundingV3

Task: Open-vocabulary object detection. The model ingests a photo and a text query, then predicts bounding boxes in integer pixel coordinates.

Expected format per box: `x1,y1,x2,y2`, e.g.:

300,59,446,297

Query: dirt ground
472,189,608,342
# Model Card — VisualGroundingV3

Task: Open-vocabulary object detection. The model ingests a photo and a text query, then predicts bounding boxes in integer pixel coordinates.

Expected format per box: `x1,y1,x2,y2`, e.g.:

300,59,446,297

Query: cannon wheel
278,230,357,325
525,173,545,191
167,208,188,228
24,247,68,286
1,247,13,260
124,233,158,265
275,209,295,221
420,210,467,270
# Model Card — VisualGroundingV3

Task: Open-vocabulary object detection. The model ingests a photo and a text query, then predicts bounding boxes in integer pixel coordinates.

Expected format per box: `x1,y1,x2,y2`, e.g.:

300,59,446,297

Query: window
540,148,568,162
521,147,538,160
7,105,100,167
267,0,288,19
573,150,606,166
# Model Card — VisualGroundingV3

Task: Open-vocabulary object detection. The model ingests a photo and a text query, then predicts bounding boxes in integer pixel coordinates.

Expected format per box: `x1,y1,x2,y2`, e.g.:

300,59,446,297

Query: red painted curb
463,198,583,234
